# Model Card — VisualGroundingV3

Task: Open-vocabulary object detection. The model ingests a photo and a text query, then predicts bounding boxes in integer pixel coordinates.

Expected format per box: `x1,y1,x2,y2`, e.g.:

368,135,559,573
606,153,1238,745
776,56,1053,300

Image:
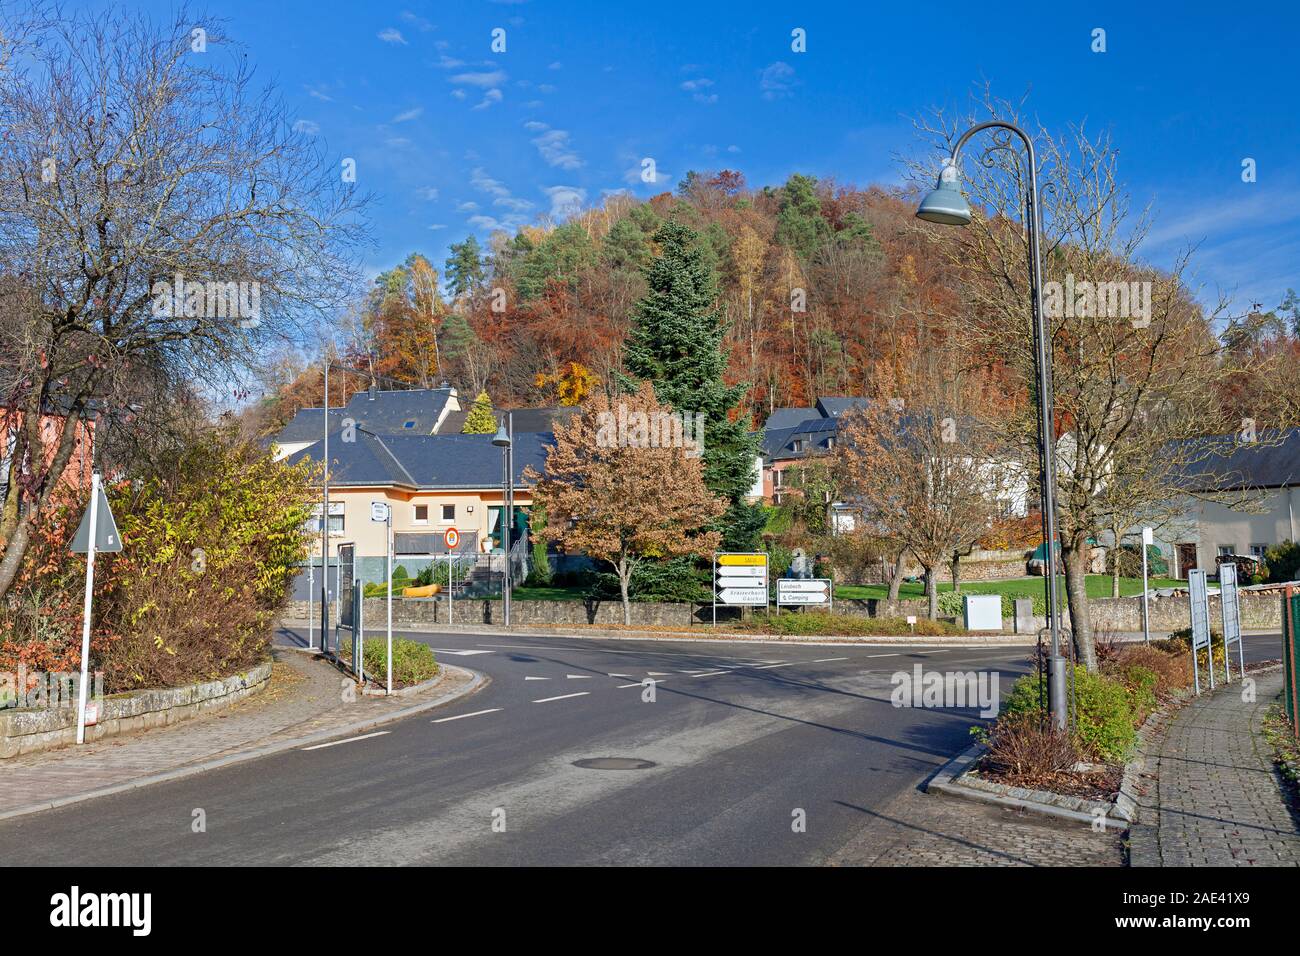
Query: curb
277,619,1038,648
0,664,488,824
925,742,1131,831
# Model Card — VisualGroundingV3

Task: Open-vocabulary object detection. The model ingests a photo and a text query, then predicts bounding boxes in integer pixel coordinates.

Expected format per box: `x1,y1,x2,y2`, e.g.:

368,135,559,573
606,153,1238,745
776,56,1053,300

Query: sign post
307,560,314,651
70,473,122,744
713,553,769,621
1220,562,1245,683
444,527,460,626
1189,568,1213,694
372,501,393,695
1141,527,1153,644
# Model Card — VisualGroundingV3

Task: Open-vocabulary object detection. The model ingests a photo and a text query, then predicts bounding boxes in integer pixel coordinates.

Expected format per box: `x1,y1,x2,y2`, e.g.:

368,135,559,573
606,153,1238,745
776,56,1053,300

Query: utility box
964,594,1002,631
1013,598,1034,634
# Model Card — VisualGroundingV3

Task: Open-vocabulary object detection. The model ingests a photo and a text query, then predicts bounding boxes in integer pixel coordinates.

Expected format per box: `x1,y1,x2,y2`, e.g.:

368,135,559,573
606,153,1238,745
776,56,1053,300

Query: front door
1176,543,1198,579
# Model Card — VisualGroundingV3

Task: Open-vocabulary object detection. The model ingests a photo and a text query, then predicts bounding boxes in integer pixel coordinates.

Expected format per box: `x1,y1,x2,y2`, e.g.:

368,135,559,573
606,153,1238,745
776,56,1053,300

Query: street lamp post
321,361,330,656
915,120,1068,730
492,414,514,627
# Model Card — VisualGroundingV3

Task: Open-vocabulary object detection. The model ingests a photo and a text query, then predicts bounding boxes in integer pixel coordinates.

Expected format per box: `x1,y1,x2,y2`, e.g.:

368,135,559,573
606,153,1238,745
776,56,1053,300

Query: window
1217,545,1236,558
774,469,784,488
1250,544,1268,558
441,503,455,522
310,502,345,536
791,439,804,453
413,504,429,525
403,420,416,429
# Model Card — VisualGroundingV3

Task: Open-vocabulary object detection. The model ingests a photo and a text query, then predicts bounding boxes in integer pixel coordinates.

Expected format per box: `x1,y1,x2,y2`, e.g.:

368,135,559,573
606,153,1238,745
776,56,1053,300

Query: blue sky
106,0,1300,314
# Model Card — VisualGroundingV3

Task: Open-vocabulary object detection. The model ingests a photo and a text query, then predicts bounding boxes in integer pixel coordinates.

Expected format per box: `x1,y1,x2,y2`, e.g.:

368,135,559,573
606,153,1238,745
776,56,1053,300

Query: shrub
1105,543,1168,577
1117,664,1159,723
981,711,1080,779
1106,643,1192,697
90,426,315,692
342,637,439,687
1265,540,1300,584
737,611,963,637
1002,667,1137,762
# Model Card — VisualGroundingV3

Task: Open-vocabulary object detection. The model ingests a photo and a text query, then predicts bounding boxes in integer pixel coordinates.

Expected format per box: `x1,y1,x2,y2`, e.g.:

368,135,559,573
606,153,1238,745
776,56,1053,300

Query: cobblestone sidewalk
1129,668,1300,866
829,781,1123,866
0,649,480,820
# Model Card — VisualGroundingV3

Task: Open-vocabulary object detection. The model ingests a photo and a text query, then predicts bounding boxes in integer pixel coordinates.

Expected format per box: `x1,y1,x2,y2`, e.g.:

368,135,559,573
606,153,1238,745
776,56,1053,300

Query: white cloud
428,223,447,230
470,168,511,198
451,70,507,87
623,160,671,186
523,120,548,132
495,196,535,213
759,61,796,99
543,185,586,219
416,186,439,201
680,78,713,91
401,11,434,31
292,119,320,135
437,54,465,69
530,127,582,170
548,61,563,70
392,106,424,123
378,28,407,45
472,88,503,110
457,201,480,212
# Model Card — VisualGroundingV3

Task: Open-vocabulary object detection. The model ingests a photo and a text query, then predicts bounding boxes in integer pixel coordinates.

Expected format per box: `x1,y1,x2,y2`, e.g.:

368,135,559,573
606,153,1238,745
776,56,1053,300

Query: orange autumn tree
526,383,726,624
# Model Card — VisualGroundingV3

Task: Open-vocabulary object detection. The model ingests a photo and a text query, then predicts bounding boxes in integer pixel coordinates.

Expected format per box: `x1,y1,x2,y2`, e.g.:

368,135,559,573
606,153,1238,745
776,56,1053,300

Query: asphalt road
0,630,1282,866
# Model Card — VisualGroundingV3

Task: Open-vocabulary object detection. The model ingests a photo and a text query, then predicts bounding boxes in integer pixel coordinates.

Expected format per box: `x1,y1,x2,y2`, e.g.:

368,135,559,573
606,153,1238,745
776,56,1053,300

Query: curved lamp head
915,161,972,226
491,422,511,447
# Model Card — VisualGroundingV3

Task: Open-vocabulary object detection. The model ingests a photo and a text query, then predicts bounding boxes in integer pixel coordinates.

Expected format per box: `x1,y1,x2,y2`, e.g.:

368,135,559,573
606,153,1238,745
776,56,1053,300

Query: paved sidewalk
1129,668,1300,866
829,786,1122,866
0,648,482,821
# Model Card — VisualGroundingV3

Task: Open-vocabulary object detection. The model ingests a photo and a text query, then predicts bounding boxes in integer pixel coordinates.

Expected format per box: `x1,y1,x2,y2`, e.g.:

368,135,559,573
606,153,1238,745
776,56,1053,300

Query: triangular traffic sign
70,484,122,554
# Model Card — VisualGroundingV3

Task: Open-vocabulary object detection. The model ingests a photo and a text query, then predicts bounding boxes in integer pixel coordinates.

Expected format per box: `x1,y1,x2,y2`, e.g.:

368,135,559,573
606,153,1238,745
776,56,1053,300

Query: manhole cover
572,757,657,770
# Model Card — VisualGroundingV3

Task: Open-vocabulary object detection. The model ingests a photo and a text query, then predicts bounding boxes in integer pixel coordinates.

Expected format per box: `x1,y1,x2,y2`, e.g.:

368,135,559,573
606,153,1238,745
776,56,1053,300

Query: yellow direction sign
718,553,767,567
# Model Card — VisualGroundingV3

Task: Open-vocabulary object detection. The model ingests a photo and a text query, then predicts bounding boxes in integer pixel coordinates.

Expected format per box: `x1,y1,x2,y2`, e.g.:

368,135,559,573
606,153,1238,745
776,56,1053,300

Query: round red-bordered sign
444,527,460,549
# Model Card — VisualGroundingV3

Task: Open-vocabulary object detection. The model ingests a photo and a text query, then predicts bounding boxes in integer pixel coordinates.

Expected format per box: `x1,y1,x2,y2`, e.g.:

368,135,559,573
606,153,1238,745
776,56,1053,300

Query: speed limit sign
444,527,460,550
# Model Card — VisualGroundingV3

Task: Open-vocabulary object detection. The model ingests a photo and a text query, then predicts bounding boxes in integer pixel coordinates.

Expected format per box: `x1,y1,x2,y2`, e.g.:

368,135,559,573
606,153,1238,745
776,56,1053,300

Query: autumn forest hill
251,171,1300,437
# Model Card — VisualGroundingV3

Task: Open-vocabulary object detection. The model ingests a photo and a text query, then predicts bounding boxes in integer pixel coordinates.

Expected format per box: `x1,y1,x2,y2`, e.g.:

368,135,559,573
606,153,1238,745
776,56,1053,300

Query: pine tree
445,236,486,302
623,220,764,549
462,391,497,434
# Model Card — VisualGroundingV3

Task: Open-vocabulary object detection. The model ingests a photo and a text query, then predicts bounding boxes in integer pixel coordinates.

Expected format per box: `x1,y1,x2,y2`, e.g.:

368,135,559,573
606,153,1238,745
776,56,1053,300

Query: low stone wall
1088,591,1282,633
0,661,273,758
285,595,936,628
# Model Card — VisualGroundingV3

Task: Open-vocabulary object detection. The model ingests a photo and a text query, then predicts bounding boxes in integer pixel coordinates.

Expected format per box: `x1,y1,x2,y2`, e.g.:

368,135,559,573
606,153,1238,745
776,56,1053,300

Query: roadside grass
733,611,965,637
834,574,1184,603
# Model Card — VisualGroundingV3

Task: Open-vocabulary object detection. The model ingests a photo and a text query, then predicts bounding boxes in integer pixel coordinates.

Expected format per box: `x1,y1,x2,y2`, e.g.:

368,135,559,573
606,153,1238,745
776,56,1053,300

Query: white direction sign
716,565,766,578
718,587,768,605
777,578,831,606
717,576,765,589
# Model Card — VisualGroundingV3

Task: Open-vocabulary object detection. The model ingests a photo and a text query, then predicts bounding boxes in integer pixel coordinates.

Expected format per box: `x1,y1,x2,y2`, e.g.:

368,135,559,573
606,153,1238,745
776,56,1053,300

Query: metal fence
1283,586,1300,736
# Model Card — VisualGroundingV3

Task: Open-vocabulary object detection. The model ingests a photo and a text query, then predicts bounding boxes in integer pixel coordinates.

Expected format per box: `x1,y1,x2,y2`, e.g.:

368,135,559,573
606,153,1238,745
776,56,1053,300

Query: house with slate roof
270,386,576,586
1156,428,1300,577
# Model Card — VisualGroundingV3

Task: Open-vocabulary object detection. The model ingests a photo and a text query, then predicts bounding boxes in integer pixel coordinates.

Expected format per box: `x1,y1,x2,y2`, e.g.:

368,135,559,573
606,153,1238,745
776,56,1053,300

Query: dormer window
403,420,416,429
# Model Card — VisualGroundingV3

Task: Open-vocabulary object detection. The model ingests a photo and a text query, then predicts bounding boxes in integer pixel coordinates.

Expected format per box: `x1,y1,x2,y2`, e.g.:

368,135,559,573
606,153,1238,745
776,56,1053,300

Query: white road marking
692,670,730,678
607,673,632,678
565,674,593,679
866,653,900,658
432,708,501,723
752,661,798,669
533,692,590,704
302,731,390,751
811,657,849,663
524,676,551,681
428,649,494,656
646,671,672,676
618,679,664,688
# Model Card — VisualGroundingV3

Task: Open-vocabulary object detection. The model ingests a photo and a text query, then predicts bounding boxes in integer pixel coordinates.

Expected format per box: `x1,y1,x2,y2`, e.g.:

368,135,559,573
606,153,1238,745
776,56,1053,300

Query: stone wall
0,661,273,759
1087,591,1283,633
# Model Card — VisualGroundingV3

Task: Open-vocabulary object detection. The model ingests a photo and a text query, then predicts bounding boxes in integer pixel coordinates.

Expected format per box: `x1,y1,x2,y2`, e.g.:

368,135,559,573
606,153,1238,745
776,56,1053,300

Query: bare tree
909,88,1285,668
0,5,367,599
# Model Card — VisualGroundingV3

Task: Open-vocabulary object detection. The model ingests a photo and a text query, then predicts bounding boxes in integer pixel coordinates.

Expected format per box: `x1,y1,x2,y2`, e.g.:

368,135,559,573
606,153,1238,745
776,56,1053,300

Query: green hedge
342,637,439,686
1002,666,1137,762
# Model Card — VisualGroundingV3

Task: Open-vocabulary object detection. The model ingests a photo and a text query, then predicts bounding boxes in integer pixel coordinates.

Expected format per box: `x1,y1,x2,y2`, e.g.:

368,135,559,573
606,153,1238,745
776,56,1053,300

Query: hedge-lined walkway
1129,668,1300,866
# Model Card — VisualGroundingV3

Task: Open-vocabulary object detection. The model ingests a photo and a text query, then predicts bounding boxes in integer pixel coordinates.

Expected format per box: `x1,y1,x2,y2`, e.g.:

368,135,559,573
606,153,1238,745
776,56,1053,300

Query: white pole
386,509,393,695
1141,542,1150,644
1141,527,1153,645
449,549,455,625
307,560,314,650
75,473,101,745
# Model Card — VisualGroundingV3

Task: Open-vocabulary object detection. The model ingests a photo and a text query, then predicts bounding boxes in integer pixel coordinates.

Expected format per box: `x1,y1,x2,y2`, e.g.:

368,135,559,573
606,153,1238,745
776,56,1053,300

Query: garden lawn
834,575,1184,602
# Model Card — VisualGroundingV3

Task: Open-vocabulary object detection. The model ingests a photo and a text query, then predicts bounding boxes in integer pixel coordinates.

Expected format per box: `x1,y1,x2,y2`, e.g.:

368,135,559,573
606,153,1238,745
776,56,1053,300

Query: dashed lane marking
301,731,390,751
566,674,593,679
532,692,591,704
432,709,502,723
